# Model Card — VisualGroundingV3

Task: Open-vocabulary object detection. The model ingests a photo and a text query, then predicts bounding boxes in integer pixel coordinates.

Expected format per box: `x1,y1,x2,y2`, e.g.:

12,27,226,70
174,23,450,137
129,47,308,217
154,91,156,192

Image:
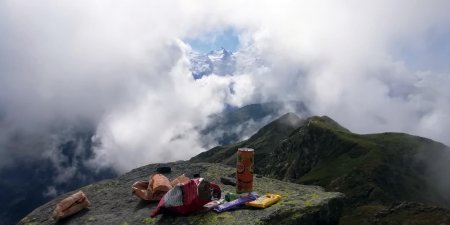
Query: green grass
193,113,450,224
297,153,363,186
308,116,350,133
142,217,157,224
339,204,385,225
296,130,383,188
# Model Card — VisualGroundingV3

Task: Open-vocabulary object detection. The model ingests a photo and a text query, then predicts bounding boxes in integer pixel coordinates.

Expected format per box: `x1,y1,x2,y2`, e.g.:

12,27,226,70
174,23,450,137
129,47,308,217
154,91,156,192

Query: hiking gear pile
151,177,221,217
49,163,282,221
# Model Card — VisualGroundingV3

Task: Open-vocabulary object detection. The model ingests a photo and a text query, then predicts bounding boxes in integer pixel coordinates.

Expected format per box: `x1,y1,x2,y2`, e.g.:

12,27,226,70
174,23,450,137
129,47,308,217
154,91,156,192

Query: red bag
151,178,221,217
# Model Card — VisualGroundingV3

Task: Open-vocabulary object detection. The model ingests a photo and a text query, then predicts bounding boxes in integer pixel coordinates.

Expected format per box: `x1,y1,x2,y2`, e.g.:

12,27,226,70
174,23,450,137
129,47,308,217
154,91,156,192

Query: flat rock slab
19,162,344,225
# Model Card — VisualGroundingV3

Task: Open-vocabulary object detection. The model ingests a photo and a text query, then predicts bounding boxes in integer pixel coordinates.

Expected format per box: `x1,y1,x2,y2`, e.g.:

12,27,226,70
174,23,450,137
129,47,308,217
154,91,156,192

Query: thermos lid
238,148,254,152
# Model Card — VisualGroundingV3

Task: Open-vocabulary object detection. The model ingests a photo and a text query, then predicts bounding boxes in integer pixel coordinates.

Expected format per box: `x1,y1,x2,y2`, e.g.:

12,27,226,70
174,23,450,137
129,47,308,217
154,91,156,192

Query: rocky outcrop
373,202,450,225
19,162,343,225
339,202,450,225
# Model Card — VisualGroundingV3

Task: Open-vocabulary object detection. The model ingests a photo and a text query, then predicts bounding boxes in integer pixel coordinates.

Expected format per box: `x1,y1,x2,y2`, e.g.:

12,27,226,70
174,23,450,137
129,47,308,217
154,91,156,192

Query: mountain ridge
192,113,450,224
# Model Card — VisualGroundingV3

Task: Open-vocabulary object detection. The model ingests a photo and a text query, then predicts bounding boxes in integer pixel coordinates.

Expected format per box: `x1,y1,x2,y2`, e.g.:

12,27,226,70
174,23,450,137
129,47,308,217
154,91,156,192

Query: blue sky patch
185,28,240,53
393,26,450,72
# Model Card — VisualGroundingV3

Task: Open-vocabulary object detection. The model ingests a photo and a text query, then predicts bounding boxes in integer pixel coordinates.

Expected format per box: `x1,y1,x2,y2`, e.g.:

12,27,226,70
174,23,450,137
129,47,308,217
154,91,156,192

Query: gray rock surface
19,162,344,225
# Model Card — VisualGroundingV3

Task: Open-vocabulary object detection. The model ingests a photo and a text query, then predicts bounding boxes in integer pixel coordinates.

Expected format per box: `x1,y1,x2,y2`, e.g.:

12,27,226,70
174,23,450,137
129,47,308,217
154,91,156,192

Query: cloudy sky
1,0,450,173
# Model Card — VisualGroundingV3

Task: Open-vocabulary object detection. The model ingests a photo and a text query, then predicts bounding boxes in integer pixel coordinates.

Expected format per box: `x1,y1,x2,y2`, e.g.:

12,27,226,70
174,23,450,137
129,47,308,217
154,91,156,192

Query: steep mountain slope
201,101,309,145
192,113,450,224
195,113,305,167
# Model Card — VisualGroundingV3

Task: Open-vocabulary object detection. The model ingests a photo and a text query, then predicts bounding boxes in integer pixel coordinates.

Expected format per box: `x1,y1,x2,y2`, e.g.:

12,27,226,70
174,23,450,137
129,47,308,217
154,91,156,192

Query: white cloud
0,0,450,173
42,186,58,198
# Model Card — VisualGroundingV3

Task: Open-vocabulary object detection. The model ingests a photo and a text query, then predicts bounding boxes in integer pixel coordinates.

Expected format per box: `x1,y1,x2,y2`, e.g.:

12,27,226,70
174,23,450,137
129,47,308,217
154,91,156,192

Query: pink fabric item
151,178,221,217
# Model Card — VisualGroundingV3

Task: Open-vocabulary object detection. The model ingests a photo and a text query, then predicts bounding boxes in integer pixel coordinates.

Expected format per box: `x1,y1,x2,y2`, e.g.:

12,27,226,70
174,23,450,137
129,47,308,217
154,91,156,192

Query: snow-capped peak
189,48,236,79
208,47,231,61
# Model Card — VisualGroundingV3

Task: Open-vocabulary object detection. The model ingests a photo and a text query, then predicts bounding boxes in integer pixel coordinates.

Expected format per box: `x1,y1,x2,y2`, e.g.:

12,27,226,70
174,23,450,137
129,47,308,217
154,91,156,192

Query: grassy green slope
192,112,304,168
191,113,450,224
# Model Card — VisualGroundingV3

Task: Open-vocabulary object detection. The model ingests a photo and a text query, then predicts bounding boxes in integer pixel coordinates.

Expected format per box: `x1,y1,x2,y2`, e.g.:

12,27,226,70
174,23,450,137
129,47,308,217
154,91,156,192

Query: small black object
212,189,221,199
220,177,236,186
197,179,212,200
156,166,171,174
256,174,263,178
193,173,200,178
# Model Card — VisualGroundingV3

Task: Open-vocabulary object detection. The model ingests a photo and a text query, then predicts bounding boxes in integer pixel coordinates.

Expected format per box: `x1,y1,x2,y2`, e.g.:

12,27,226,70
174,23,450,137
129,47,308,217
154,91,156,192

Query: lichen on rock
19,162,343,225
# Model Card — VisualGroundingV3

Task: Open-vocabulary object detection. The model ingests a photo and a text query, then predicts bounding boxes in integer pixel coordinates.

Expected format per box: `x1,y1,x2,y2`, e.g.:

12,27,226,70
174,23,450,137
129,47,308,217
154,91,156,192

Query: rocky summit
19,162,344,225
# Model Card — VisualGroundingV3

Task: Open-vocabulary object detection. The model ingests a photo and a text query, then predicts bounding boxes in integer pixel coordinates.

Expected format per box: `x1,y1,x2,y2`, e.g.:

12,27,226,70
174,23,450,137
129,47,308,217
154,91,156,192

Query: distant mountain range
188,47,265,79
189,48,236,79
200,101,309,146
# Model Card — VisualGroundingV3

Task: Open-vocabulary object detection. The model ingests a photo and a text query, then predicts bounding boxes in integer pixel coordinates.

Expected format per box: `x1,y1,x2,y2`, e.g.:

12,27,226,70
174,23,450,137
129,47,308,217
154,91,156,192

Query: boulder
19,162,344,225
